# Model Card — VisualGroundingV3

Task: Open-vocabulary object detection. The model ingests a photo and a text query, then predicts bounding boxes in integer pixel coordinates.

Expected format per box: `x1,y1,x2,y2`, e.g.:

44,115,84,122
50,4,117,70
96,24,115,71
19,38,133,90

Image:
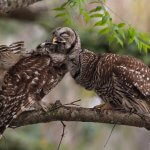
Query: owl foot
54,100,63,107
38,101,49,112
93,103,114,112
50,100,63,111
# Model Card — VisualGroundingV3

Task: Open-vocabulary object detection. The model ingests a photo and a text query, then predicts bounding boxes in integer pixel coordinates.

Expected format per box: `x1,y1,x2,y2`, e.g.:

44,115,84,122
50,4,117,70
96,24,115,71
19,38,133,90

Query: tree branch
0,0,42,13
11,103,150,130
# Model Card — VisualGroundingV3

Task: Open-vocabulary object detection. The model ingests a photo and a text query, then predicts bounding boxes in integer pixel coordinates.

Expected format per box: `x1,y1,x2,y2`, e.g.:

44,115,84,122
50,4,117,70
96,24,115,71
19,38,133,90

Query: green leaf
83,11,90,23
79,7,84,15
89,1,100,4
139,41,143,51
81,0,86,3
101,16,108,24
104,11,110,17
143,43,148,53
90,14,103,18
114,35,123,47
108,34,115,44
112,24,119,31
128,27,136,44
94,21,105,26
118,29,125,40
55,13,66,18
137,33,150,47
128,37,134,44
118,23,126,28
53,7,65,11
134,37,140,49
99,27,109,35
128,27,136,38
90,6,102,13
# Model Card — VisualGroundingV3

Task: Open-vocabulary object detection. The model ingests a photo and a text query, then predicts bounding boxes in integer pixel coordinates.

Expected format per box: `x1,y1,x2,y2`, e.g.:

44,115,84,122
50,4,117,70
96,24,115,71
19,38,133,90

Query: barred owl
49,27,150,118
0,41,67,136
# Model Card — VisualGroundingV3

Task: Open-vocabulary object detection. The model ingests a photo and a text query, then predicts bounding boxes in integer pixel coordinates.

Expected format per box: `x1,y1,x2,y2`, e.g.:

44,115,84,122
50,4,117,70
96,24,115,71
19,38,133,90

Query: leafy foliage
53,0,150,52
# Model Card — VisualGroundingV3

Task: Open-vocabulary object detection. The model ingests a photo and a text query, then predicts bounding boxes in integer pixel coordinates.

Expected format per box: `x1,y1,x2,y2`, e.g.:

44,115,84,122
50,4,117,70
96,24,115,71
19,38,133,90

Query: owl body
49,27,150,117
0,43,67,136
74,50,150,114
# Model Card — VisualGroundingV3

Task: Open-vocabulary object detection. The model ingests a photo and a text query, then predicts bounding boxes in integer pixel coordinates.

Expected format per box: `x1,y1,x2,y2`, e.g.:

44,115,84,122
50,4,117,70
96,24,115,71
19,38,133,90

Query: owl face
50,27,77,54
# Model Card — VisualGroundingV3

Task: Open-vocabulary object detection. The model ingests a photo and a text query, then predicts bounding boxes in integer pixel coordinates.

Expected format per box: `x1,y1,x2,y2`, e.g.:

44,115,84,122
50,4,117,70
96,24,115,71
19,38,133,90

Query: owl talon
54,100,62,108
38,101,49,112
93,103,114,112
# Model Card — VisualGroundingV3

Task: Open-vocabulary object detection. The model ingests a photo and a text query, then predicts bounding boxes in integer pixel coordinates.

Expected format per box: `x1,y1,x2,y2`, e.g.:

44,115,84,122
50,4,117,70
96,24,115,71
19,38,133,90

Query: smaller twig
64,99,81,107
49,99,82,112
50,100,81,150
98,0,130,25
57,121,66,150
49,100,63,112
104,124,116,148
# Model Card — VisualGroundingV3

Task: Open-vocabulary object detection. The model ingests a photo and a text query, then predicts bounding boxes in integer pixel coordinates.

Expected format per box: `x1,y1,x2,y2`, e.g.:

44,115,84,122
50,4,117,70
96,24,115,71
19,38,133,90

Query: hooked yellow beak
52,37,58,44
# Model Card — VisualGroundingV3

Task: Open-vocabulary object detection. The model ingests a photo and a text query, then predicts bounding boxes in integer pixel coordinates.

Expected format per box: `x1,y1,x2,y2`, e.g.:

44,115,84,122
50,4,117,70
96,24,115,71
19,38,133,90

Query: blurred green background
0,0,150,150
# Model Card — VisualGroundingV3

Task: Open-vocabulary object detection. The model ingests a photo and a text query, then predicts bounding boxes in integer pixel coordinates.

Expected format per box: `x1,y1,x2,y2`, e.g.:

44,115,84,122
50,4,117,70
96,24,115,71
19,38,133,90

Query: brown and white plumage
0,42,67,136
49,27,150,117
77,51,150,114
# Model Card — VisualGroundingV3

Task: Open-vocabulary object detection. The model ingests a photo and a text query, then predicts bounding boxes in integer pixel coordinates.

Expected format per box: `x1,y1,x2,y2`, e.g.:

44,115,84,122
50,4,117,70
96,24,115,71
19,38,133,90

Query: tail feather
0,105,15,138
0,115,14,138
133,100,150,130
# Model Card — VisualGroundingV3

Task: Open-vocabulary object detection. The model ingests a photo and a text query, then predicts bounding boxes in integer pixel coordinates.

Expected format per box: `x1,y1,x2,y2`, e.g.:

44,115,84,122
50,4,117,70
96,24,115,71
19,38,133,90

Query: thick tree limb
0,8,41,21
11,103,150,130
0,0,42,13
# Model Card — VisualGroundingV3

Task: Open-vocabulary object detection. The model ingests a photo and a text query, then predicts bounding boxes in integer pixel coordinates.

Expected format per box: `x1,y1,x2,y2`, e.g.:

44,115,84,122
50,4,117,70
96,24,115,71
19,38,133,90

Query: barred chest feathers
72,50,114,91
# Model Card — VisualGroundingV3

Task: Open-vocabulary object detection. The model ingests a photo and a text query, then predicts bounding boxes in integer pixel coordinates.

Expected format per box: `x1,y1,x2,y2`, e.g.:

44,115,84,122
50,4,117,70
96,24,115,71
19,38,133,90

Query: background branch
11,103,150,130
0,0,42,13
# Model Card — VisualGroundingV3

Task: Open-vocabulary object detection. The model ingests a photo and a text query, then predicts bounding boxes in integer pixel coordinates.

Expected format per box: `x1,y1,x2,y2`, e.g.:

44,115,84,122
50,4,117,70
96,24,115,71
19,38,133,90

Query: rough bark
11,102,150,130
0,0,42,13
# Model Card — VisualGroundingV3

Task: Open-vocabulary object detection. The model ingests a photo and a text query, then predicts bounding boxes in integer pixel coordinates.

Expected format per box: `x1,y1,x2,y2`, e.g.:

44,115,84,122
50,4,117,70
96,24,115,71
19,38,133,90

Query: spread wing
0,41,24,53
113,55,150,97
0,44,67,134
0,41,25,71
9,41,25,53
0,55,53,131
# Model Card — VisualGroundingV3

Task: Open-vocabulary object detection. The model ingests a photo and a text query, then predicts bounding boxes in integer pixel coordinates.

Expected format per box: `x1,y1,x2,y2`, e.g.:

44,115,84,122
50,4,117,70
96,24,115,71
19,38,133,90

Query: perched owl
49,27,150,118
0,41,26,88
0,41,67,136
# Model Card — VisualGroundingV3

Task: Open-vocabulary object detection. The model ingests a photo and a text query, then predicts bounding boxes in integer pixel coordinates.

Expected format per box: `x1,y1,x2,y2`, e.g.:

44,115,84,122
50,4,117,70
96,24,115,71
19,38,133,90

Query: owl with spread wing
0,41,67,136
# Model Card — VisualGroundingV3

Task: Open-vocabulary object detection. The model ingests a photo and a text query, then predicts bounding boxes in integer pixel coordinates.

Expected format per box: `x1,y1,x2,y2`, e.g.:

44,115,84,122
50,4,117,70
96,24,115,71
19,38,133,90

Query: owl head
49,27,81,54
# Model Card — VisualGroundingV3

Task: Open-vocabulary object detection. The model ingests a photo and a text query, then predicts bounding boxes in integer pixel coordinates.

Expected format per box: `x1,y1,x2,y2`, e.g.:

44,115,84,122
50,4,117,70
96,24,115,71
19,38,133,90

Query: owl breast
73,50,100,90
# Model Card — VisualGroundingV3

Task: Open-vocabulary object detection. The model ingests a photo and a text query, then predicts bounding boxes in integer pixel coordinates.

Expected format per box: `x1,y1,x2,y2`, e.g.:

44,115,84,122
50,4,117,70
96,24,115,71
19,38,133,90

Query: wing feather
113,55,150,97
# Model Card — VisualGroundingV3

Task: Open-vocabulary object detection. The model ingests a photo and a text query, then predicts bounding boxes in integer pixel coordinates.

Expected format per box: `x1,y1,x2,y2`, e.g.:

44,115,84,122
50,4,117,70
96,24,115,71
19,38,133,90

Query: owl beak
52,37,58,44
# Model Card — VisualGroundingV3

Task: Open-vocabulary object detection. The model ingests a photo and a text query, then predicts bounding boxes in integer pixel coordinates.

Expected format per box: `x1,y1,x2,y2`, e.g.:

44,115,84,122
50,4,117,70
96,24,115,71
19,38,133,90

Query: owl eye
61,33,69,38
